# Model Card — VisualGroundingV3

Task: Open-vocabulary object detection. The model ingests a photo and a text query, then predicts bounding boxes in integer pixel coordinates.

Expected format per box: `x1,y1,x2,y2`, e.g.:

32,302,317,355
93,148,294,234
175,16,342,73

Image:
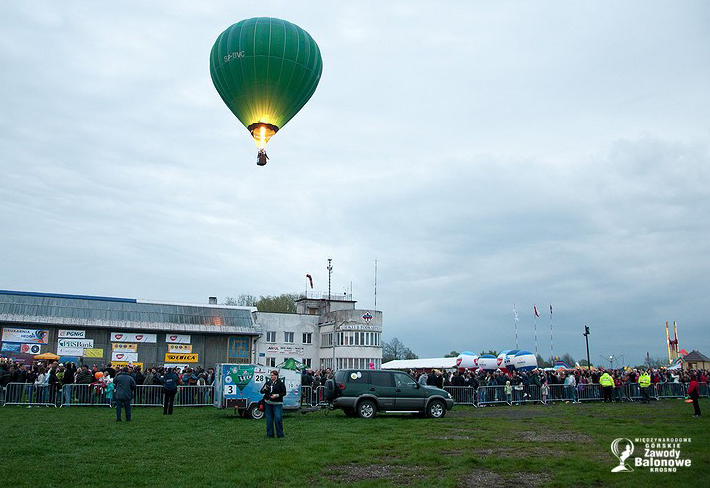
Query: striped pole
513,304,519,349
550,303,554,362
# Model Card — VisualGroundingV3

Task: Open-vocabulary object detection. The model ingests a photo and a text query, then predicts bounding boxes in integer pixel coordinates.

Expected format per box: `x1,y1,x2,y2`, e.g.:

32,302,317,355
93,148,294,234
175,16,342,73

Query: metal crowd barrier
133,385,164,406
301,385,313,406
2,383,59,407
2,381,708,408
579,383,604,401
60,384,110,407
625,382,659,402
444,386,476,405
545,384,578,403
657,382,685,398
175,385,213,406
301,385,327,406
476,385,509,406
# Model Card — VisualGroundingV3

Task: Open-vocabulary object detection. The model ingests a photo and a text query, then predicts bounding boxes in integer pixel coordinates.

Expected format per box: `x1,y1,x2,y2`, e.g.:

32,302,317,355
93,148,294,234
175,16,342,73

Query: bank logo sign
611,437,692,473
58,338,94,349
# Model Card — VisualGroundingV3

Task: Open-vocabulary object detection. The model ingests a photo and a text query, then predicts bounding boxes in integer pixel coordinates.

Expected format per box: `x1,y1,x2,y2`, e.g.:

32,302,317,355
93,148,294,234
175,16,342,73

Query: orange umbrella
34,352,60,360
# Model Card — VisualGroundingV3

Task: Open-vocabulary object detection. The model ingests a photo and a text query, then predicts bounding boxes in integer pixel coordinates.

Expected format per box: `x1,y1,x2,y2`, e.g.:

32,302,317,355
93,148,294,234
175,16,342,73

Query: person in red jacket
687,374,702,417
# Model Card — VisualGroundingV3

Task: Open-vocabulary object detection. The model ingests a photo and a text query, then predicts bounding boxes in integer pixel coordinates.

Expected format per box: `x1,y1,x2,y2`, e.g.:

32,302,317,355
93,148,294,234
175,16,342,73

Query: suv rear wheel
426,399,446,419
357,399,377,419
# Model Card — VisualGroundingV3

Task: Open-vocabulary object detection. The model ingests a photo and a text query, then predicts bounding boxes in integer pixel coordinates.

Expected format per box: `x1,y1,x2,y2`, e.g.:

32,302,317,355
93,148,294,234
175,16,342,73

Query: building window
266,357,276,367
303,358,312,368
302,332,312,344
309,308,318,315
266,331,276,343
284,332,294,343
321,333,332,347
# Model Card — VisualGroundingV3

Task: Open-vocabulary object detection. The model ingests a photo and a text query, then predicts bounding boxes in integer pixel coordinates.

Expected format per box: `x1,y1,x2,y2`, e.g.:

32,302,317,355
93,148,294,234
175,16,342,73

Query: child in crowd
541,381,549,405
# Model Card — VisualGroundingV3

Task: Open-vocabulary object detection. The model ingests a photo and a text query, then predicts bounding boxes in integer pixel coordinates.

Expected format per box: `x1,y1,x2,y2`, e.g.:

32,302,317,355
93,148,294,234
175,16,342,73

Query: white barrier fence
1,381,707,408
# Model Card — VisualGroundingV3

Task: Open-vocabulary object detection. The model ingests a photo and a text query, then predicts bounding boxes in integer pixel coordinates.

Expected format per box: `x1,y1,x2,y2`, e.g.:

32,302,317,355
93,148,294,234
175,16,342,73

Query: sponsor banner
85,348,104,358
59,356,80,364
113,361,144,369
21,344,42,354
58,329,86,339
58,338,94,349
1,342,22,353
110,332,156,343
164,364,189,370
166,334,191,344
165,353,198,363
112,343,138,352
57,346,84,357
112,351,138,362
228,336,250,358
265,345,305,356
339,324,381,331
2,327,49,344
168,344,193,353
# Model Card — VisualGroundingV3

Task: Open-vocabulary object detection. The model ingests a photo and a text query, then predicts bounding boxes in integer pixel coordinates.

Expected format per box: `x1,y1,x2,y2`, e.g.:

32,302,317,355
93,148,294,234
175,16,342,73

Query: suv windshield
334,371,347,383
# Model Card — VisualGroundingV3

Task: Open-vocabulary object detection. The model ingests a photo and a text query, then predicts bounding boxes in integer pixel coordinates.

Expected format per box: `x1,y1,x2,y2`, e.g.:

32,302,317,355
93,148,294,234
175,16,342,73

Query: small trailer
214,363,302,419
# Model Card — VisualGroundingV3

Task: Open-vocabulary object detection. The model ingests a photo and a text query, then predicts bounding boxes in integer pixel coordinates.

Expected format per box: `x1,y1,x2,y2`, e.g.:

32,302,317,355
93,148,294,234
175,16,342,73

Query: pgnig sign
611,437,692,474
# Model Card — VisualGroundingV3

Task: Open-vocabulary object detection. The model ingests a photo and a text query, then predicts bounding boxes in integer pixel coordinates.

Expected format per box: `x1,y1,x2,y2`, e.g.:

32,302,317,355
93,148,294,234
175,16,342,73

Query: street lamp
583,325,591,371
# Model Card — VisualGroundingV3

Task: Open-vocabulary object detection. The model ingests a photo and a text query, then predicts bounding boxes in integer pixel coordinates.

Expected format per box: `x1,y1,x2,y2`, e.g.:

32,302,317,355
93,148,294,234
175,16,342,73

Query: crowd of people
1,359,706,417
406,367,706,411
0,358,215,407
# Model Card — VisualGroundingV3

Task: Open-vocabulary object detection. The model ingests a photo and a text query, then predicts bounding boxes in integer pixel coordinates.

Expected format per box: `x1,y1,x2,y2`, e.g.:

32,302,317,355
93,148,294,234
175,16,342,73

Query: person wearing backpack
162,368,180,415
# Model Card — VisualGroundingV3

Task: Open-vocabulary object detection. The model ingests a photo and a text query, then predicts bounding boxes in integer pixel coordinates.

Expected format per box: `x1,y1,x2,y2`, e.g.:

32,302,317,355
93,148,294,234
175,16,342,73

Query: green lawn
0,399,707,487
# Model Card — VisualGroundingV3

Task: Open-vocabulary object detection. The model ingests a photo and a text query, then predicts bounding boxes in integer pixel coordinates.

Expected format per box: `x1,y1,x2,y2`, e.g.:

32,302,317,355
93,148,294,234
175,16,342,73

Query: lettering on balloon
224,51,245,62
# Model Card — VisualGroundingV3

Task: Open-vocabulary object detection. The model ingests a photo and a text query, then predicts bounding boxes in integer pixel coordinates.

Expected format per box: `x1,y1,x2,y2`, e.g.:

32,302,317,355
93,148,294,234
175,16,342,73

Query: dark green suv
325,369,454,418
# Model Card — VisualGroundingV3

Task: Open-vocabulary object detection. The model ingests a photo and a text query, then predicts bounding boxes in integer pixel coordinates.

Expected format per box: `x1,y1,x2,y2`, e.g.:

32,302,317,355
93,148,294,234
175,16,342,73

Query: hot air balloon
210,17,323,166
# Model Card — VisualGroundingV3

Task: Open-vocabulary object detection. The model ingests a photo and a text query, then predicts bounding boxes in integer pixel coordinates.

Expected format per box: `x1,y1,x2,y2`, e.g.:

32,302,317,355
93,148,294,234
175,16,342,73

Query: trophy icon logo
611,438,635,472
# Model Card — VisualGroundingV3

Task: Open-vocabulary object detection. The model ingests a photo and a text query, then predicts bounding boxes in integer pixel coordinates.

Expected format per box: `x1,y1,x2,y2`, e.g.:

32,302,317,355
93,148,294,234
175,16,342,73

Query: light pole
583,325,591,371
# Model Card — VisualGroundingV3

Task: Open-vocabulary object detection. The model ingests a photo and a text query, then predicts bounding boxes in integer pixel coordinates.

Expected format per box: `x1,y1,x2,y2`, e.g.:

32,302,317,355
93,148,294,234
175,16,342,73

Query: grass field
1,399,707,487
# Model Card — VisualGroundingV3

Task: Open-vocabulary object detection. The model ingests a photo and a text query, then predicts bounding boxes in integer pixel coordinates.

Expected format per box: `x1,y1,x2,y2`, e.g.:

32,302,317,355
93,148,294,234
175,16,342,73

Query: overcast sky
1,1,708,366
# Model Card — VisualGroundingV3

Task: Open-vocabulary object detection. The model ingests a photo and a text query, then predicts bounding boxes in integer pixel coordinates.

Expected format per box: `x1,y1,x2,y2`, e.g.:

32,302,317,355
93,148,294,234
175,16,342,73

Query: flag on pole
513,305,519,322
534,305,540,318
306,274,313,289
550,304,553,315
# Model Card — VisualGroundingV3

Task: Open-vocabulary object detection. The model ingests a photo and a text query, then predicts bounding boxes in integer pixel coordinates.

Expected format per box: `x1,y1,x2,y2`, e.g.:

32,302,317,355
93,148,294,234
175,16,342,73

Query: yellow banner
113,361,144,369
84,348,104,358
165,353,198,363
168,344,193,353
112,343,137,352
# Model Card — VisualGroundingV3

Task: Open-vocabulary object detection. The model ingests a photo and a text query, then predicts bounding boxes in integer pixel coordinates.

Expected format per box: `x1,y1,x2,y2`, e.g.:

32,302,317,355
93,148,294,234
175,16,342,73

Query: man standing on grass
114,367,136,422
599,370,614,403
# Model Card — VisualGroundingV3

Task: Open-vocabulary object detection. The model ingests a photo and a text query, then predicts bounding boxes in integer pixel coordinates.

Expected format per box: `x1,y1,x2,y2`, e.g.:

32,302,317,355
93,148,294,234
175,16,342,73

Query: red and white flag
534,305,540,318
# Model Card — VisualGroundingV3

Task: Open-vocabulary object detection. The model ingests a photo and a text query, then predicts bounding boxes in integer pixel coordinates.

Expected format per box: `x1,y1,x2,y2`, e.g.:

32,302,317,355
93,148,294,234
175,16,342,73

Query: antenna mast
374,258,378,309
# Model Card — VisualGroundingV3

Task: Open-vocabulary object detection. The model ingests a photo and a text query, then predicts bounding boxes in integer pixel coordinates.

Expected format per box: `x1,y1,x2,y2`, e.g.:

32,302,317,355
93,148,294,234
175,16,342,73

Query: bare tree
383,338,418,362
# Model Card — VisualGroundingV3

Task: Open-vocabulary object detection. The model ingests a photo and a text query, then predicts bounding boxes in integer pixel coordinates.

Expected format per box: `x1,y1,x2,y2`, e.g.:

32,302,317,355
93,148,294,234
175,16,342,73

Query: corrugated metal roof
684,350,710,362
0,290,260,335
